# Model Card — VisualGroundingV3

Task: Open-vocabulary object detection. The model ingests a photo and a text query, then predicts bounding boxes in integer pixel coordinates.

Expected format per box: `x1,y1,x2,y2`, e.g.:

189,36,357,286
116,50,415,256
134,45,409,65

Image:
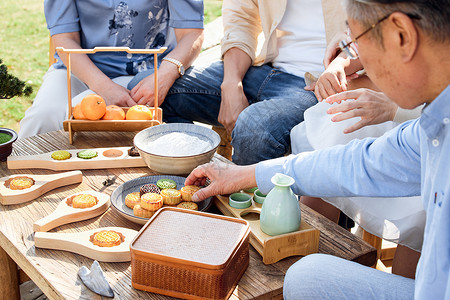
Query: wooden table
0,130,376,300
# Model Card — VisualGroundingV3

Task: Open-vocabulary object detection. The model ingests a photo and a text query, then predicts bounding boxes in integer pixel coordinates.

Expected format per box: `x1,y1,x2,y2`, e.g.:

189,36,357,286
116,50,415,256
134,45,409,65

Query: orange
102,105,126,120
125,105,153,120
73,103,87,120
81,94,106,120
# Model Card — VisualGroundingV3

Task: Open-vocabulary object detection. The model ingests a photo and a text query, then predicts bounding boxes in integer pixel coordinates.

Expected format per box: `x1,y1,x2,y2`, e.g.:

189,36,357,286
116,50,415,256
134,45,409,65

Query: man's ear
386,12,419,63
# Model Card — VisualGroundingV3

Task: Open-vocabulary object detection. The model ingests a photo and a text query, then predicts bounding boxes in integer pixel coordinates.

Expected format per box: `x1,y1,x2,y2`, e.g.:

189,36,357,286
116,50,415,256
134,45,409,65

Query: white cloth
290,100,425,251
18,66,133,139
272,0,326,78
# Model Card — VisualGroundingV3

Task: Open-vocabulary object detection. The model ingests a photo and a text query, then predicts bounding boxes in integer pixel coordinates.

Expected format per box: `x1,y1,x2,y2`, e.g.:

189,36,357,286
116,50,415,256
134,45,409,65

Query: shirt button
432,139,439,147
444,118,450,124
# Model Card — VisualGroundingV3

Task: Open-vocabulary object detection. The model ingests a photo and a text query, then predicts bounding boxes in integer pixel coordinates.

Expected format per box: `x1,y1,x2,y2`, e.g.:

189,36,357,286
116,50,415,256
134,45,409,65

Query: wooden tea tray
215,194,320,264
34,190,110,232
34,226,138,262
0,171,83,205
7,146,146,171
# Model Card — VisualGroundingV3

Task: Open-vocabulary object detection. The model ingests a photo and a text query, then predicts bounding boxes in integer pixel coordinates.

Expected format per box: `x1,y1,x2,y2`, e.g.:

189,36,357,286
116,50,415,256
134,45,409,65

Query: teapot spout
271,173,295,187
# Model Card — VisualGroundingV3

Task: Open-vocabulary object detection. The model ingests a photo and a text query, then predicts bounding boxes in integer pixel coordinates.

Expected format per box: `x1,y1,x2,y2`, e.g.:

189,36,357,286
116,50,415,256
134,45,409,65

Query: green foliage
0,0,57,130
0,59,33,99
204,0,222,24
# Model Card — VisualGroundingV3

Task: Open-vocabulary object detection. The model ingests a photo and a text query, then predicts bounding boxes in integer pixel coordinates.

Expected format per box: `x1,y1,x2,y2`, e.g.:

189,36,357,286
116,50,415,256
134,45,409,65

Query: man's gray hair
344,0,450,43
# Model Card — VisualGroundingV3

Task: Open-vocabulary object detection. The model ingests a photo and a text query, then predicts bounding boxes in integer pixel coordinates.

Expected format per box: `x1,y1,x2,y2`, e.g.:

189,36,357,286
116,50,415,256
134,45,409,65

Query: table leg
0,246,20,300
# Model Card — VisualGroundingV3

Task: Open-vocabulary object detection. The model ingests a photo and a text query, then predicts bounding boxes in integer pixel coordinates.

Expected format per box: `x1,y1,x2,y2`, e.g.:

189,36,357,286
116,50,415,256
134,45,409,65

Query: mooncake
139,183,161,197
51,150,71,160
9,176,35,190
77,149,98,159
125,192,141,209
156,178,177,190
180,185,200,202
70,194,98,208
140,193,163,211
90,230,124,247
177,201,198,211
160,188,182,205
133,204,156,218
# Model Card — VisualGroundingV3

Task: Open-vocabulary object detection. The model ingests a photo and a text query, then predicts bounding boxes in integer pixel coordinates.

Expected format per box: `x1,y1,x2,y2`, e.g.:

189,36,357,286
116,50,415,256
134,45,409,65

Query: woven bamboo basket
130,207,250,299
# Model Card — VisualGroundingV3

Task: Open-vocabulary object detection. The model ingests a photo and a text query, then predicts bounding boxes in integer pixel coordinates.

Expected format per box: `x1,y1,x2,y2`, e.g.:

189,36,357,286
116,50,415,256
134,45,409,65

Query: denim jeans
284,254,415,300
153,61,317,165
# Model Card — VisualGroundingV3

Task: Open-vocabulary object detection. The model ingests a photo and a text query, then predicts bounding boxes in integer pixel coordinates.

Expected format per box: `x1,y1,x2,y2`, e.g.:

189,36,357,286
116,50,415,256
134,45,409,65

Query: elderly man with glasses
185,0,450,298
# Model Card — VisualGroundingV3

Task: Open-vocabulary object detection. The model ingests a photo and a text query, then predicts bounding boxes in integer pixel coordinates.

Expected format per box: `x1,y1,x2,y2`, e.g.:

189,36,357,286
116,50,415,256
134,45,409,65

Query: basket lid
131,207,249,270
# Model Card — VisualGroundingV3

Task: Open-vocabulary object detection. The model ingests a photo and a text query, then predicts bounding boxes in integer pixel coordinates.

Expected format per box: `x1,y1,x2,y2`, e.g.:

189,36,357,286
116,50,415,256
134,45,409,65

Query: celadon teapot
260,173,301,236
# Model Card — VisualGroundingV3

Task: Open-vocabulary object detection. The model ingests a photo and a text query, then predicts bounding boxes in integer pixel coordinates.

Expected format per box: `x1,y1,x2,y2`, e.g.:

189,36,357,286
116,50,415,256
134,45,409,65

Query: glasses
339,12,421,59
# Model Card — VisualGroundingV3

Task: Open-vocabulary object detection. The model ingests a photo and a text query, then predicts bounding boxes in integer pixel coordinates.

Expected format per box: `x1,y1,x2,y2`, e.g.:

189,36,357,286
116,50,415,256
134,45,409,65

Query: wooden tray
34,190,110,232
215,194,319,264
57,47,167,144
34,226,138,262
62,107,162,133
0,171,83,205
7,146,146,171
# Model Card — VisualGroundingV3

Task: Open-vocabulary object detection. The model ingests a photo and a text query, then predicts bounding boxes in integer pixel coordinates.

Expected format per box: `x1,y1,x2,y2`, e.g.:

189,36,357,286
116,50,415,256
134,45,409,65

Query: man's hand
218,80,249,134
309,57,359,102
130,69,177,107
325,88,398,134
185,161,257,202
97,81,137,107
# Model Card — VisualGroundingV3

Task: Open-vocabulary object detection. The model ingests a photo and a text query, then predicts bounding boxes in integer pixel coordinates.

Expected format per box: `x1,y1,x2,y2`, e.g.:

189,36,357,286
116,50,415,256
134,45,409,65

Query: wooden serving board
34,226,138,262
7,146,146,171
215,194,320,264
0,171,83,205
34,190,110,232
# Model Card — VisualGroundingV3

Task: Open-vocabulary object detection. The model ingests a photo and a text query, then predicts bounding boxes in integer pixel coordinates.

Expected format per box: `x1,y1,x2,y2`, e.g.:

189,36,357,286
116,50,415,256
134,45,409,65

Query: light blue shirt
256,85,450,299
45,0,203,78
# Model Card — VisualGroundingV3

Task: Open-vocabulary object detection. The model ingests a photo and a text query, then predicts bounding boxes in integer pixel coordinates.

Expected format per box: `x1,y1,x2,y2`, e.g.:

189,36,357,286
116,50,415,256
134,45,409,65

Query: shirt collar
419,85,450,138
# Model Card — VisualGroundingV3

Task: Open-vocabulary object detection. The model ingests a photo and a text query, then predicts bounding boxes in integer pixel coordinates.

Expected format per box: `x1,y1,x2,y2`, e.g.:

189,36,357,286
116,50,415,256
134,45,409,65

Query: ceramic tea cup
229,193,252,209
253,189,267,204
243,187,258,193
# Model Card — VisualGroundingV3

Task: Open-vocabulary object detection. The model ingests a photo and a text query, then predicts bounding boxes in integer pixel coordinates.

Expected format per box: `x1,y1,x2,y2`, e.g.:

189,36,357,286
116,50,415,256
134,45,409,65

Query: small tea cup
243,187,258,193
253,189,267,204
229,192,252,209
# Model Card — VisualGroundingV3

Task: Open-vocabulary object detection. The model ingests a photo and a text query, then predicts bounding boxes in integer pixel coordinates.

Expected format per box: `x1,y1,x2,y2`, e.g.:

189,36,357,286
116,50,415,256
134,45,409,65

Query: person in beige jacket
160,0,345,165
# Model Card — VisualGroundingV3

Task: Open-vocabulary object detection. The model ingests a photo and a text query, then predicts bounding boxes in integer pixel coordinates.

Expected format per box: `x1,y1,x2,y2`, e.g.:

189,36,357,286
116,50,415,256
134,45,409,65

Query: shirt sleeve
168,0,204,29
256,119,422,198
44,0,80,36
220,0,262,62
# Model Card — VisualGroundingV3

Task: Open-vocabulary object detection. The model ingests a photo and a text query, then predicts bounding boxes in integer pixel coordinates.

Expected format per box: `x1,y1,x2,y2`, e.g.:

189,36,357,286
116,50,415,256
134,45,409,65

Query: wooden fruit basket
57,47,167,144
215,194,320,264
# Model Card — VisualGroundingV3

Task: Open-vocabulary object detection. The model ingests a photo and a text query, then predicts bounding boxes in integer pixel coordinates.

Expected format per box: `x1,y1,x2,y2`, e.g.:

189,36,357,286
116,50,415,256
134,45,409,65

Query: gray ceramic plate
110,175,211,225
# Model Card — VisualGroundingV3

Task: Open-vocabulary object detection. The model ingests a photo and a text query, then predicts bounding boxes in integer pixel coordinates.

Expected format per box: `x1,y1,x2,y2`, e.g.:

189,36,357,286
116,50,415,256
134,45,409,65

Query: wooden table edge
0,231,62,300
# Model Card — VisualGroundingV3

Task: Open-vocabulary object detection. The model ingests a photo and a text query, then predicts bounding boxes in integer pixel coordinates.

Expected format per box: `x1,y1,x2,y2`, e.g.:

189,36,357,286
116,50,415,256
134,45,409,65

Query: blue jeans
284,254,415,300
154,61,317,165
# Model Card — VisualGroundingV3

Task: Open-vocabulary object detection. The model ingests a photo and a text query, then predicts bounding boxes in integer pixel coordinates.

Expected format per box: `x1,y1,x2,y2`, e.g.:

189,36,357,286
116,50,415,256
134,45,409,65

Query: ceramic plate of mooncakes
110,175,212,225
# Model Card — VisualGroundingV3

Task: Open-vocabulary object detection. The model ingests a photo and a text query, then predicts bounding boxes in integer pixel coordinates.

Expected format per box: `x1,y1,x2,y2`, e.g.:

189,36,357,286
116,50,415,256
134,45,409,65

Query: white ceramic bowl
134,123,221,175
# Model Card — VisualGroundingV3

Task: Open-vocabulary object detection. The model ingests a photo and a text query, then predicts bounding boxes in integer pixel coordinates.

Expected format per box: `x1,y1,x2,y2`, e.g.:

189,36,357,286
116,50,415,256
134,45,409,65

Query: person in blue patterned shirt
19,0,204,138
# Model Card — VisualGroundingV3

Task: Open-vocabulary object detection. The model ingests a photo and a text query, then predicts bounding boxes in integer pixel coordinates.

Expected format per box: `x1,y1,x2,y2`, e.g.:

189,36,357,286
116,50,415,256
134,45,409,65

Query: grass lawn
0,0,222,133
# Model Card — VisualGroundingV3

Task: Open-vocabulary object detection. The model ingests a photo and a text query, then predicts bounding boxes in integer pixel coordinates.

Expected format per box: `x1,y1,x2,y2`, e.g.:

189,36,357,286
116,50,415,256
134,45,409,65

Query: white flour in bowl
143,132,211,156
